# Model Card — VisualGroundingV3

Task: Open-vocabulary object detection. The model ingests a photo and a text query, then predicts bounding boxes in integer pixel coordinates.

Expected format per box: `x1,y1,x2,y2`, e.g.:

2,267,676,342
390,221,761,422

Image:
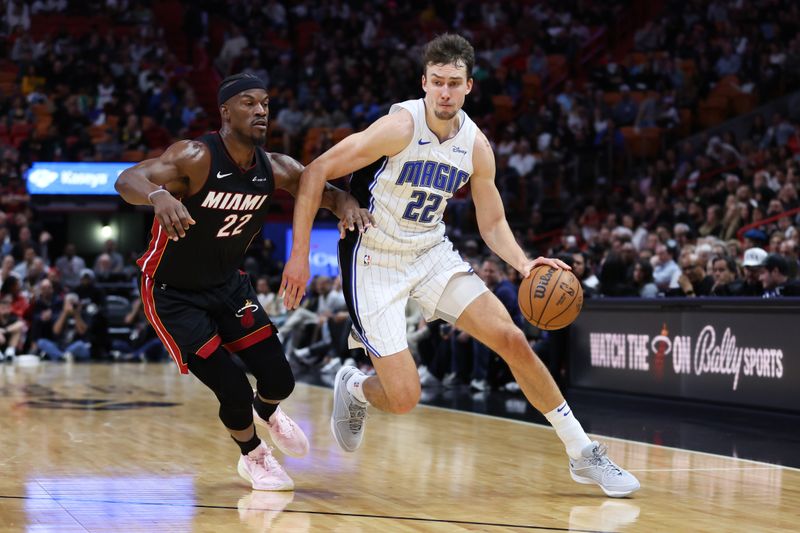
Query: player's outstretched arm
115,141,204,241
281,110,413,309
470,132,569,278
271,153,374,236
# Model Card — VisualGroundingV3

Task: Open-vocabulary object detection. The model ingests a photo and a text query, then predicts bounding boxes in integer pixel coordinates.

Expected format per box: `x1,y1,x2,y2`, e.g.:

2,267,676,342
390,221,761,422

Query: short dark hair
764,253,789,276
422,34,474,78
713,255,738,275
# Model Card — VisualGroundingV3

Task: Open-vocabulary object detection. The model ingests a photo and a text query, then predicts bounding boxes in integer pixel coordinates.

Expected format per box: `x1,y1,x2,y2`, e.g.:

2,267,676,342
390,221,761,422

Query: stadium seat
698,96,729,128
105,295,133,339
491,95,515,123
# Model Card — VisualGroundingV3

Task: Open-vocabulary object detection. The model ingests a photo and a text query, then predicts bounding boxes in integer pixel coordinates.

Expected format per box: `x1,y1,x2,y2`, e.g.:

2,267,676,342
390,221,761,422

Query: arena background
2,1,800,531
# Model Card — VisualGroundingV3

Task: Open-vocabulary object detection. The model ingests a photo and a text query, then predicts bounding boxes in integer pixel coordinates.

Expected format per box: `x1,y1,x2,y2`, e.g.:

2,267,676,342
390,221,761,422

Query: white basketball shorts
339,234,488,357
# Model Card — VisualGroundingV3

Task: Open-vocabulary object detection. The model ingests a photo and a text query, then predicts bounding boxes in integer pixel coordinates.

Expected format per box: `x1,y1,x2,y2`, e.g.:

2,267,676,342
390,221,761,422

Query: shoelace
251,445,283,473
591,444,623,476
348,403,367,432
270,411,295,438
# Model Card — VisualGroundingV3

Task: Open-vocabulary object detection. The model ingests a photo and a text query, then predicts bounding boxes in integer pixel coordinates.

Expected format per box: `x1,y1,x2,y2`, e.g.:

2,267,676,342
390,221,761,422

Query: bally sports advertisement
568,299,800,412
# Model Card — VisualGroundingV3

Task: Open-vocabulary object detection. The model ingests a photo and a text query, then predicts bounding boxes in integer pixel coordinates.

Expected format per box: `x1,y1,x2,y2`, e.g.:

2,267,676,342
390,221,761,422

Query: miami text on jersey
200,191,270,211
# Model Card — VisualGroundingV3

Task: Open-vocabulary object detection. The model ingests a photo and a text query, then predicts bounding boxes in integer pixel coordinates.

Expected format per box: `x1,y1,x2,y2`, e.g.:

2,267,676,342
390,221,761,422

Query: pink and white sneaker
253,401,310,458
237,442,294,491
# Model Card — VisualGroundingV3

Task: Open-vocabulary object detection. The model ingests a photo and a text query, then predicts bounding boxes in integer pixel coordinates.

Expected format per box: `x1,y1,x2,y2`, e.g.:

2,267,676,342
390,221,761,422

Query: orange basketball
518,265,583,330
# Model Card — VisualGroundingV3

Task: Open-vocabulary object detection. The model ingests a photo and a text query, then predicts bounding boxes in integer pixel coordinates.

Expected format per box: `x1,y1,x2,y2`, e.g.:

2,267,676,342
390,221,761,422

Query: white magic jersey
353,98,478,252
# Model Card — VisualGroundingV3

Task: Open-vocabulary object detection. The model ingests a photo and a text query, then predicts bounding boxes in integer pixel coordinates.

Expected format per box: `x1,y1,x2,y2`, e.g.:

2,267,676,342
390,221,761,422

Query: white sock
544,401,592,460
346,372,369,404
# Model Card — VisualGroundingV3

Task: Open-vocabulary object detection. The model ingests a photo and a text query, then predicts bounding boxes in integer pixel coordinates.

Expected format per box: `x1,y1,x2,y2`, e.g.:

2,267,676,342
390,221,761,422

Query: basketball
518,265,583,330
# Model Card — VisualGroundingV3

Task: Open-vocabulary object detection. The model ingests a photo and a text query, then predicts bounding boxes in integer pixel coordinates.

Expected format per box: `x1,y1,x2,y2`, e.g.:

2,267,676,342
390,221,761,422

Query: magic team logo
588,324,784,390
236,299,260,328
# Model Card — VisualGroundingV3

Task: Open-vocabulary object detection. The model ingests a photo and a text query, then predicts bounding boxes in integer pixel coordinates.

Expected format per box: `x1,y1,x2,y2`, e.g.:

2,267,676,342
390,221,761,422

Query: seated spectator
0,275,30,321
612,85,638,127
55,244,86,290
710,256,744,296
571,251,599,296
0,294,26,360
255,276,287,326
668,252,714,297
740,247,768,296
633,259,659,297
760,254,800,297
779,239,799,279
599,253,638,296
94,239,124,273
36,292,91,361
28,278,61,353
652,244,680,291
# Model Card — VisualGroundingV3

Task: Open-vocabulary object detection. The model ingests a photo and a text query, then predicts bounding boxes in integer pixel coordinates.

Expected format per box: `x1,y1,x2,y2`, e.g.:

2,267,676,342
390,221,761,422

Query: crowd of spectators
1,1,800,392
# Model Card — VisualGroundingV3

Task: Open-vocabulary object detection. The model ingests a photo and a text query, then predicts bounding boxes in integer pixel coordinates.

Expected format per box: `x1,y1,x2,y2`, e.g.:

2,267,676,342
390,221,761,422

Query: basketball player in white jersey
282,34,640,497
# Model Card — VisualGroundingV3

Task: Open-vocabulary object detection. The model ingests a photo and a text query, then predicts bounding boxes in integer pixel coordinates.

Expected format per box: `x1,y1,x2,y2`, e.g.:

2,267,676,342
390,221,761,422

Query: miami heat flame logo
651,324,670,381
235,299,259,328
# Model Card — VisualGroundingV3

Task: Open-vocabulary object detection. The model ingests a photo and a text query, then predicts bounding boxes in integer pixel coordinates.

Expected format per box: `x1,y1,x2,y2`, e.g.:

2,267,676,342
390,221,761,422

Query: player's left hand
337,199,374,239
520,256,572,278
280,252,310,310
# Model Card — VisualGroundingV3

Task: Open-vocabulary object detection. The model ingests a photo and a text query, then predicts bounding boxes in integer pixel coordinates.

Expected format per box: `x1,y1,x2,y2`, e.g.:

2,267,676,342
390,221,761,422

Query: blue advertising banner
25,162,134,195
285,228,341,279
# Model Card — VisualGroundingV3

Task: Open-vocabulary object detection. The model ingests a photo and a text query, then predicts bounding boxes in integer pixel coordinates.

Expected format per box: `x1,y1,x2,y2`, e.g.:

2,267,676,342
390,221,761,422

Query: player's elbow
114,171,132,196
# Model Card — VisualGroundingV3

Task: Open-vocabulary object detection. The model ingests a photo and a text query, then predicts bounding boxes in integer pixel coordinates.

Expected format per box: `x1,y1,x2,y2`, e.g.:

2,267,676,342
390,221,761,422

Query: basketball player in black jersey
115,73,373,491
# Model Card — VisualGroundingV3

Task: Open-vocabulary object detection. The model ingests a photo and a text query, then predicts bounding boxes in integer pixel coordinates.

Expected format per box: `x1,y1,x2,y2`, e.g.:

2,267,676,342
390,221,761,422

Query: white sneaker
321,357,342,374
503,381,521,393
331,365,368,452
237,442,294,491
252,400,309,458
469,378,488,391
569,442,640,497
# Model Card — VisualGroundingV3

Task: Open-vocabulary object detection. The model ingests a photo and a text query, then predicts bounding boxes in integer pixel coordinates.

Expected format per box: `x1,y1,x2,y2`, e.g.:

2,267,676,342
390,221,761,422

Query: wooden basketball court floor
1,362,798,532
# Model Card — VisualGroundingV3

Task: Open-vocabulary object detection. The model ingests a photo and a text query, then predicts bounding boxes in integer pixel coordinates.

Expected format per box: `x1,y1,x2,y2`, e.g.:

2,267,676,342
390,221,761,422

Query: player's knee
256,368,295,401
217,381,255,430
239,336,296,401
386,382,421,414
499,327,531,366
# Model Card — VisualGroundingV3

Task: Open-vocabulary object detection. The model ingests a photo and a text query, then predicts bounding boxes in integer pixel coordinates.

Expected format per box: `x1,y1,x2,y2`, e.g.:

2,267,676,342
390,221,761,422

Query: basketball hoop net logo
236,299,259,328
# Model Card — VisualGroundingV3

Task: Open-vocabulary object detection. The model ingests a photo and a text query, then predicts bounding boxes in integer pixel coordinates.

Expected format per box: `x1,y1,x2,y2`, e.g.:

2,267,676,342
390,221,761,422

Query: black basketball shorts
140,271,274,374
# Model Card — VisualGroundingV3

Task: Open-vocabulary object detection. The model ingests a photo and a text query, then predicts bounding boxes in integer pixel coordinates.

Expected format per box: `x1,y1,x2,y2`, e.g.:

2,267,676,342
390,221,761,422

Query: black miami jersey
137,132,275,290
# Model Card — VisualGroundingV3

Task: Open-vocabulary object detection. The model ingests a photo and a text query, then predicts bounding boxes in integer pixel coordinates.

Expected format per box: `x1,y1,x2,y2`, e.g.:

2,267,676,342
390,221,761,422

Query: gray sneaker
331,365,368,452
569,441,641,497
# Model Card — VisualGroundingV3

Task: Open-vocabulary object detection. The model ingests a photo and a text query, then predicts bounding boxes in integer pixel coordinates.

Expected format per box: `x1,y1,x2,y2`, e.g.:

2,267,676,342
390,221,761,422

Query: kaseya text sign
569,304,798,412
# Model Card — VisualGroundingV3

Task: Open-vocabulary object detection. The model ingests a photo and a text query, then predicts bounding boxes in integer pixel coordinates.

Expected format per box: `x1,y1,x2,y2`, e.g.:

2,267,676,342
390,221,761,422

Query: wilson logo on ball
534,267,556,298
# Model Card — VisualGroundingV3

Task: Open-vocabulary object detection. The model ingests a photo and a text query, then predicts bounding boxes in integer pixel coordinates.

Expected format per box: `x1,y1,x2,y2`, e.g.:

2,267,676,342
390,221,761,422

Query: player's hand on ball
280,254,310,310
338,207,375,239
520,256,572,278
151,191,195,241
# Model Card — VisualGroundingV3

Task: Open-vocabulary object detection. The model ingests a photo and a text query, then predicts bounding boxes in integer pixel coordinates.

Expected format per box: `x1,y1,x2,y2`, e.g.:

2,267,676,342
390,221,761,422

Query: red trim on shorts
196,334,222,358
140,276,188,374
136,218,169,279
223,324,273,353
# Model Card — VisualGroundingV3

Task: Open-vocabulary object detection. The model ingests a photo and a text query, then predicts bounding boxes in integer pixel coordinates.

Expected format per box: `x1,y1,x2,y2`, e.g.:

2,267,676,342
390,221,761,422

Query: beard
433,107,458,120
251,130,268,145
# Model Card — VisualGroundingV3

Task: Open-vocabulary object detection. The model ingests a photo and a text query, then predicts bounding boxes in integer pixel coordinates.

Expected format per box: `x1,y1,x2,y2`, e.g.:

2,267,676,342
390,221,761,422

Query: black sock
232,431,261,455
253,394,279,422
